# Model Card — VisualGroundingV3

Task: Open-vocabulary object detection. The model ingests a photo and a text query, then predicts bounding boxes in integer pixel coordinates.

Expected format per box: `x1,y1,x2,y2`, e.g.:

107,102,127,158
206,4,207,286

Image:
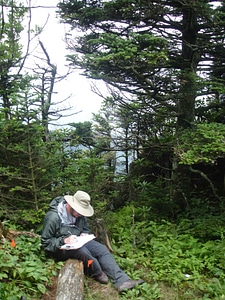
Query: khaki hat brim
64,195,94,217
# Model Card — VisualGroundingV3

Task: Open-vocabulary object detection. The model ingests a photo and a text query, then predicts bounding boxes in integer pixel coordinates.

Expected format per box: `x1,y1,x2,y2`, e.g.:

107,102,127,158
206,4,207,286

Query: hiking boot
95,272,108,284
117,279,145,293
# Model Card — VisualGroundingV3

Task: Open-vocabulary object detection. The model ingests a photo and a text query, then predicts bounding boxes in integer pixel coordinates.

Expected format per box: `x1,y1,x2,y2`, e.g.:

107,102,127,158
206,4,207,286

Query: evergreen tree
57,0,225,211
0,0,27,119
0,1,59,212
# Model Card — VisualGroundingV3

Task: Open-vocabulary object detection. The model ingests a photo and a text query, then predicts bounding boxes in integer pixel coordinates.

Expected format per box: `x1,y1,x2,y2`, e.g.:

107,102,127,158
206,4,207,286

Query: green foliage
3,206,225,299
0,207,47,232
40,127,115,199
0,118,53,210
0,0,28,120
103,205,225,299
1,1,225,297
177,207,225,241
106,206,135,256
68,121,95,147
58,0,225,210
0,0,26,64
61,155,112,194
0,235,62,299
176,123,225,165
119,282,161,300
75,32,168,80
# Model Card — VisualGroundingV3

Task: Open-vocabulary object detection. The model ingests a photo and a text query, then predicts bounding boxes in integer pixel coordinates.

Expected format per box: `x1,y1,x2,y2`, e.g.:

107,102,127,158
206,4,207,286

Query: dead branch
190,166,221,201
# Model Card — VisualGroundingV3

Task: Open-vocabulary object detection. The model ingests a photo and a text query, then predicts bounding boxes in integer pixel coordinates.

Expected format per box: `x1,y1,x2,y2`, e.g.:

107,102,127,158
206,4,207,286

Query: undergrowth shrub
2,204,225,299
177,212,225,242
0,235,62,300
105,205,225,299
0,207,48,232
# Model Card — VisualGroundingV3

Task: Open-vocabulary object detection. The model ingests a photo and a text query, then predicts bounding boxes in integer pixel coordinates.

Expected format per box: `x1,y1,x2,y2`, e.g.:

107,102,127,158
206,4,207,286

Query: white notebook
60,234,96,250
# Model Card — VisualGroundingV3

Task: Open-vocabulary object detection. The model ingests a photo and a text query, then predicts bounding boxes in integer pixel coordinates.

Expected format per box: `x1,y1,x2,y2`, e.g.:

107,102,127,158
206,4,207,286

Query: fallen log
56,259,84,300
0,221,39,242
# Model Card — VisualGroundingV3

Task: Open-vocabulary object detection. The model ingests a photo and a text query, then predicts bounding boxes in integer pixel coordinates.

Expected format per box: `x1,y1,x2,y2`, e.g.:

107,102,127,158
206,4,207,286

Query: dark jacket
41,196,90,253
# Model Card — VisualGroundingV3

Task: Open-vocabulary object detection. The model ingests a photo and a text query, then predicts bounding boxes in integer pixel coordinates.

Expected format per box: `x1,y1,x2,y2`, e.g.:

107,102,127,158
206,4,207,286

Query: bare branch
190,166,221,201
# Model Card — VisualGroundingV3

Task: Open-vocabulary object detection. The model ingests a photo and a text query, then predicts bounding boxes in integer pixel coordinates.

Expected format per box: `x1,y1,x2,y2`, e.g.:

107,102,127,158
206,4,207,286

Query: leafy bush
176,122,225,165
0,206,48,232
0,235,62,299
2,205,225,299
105,206,225,299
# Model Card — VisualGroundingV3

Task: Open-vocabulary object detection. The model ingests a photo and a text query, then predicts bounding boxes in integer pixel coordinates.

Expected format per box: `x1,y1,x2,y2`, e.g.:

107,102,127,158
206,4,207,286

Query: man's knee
95,242,110,256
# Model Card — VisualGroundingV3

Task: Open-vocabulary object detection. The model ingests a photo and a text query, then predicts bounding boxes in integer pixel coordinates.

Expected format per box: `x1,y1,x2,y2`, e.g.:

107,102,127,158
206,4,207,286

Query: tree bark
56,259,84,300
91,218,114,252
171,4,199,211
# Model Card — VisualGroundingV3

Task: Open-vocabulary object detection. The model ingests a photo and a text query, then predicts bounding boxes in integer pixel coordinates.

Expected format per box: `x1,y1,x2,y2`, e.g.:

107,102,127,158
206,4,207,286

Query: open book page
60,234,96,250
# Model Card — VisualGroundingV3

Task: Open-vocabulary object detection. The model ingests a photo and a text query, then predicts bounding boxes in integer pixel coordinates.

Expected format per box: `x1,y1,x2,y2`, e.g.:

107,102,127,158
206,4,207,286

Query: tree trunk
56,259,84,300
171,4,199,211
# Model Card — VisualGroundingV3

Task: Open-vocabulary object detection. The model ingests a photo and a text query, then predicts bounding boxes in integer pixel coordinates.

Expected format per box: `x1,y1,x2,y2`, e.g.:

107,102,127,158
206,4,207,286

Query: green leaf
37,283,46,294
0,273,8,280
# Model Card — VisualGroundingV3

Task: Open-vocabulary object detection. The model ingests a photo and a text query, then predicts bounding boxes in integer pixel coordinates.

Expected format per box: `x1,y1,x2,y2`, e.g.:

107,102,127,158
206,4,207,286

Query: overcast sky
21,0,105,125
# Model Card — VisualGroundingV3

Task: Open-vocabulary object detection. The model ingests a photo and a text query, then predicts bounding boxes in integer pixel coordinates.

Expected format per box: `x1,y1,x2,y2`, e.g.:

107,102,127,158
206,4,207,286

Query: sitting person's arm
41,211,66,252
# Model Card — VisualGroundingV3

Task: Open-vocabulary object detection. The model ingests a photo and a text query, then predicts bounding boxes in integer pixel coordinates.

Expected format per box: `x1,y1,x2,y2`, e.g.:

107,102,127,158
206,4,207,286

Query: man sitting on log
41,190,144,293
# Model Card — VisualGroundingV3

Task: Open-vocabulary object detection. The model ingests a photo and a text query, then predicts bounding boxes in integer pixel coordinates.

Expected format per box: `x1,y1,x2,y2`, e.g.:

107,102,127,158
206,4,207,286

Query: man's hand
64,235,77,244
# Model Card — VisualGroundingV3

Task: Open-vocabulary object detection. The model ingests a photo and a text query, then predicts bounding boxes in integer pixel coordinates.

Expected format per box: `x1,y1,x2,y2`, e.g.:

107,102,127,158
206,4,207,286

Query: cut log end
56,259,84,300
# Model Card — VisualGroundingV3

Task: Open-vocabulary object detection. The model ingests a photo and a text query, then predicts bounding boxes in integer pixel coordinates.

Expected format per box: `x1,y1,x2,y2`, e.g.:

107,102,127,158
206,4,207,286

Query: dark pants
50,240,130,287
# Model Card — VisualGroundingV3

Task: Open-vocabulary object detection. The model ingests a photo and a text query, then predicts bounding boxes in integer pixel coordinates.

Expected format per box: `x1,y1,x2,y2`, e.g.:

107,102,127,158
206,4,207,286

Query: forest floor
40,273,189,300
41,275,120,300
40,274,180,300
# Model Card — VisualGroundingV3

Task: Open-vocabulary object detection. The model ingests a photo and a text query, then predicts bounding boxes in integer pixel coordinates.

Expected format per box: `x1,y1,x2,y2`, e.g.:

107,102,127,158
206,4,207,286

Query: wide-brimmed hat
64,191,94,217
